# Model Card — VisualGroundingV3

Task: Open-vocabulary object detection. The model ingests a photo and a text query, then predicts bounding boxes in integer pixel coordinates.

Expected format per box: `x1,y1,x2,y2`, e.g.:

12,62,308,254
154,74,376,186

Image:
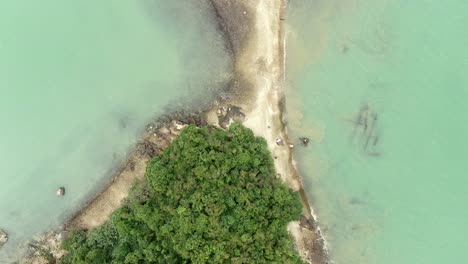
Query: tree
61,123,304,264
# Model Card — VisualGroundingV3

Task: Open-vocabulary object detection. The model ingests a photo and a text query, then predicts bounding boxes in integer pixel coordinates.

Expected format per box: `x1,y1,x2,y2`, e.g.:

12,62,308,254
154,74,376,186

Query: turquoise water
0,1,230,261
286,0,468,263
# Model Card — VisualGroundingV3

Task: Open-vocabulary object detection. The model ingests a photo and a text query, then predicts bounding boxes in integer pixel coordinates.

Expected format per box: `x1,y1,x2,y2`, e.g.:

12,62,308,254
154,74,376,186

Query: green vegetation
61,123,304,264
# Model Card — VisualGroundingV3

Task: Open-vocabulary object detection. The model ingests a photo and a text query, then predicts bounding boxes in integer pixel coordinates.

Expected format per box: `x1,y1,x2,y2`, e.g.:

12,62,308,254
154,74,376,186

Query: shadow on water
347,103,382,157
349,197,368,206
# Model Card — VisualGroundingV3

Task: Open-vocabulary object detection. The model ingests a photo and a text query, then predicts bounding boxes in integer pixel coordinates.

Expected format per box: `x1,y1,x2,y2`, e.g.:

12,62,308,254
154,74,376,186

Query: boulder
146,123,155,132
56,187,65,196
275,138,284,146
299,137,310,147
226,106,245,122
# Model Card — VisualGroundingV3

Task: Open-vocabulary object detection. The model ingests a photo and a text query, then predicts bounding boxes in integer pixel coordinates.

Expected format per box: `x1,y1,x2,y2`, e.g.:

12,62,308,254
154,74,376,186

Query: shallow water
286,0,468,263
0,1,230,261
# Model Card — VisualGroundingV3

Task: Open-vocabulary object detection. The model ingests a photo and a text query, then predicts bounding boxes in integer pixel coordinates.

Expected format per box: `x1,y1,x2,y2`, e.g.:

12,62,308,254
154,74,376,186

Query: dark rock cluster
217,105,246,129
0,229,7,248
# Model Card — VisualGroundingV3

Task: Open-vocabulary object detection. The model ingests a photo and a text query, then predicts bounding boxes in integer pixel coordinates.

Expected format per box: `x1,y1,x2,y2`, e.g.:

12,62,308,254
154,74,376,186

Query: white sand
238,0,301,192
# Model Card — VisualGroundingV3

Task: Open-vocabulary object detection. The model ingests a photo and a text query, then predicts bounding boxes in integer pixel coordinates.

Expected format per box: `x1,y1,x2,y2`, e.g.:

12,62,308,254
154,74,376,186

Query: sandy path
234,0,328,262
240,0,301,191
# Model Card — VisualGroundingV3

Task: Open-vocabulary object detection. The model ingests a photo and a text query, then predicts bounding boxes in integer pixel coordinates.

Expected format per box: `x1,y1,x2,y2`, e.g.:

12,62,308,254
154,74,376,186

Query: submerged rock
146,123,155,132
56,187,65,196
299,137,310,147
0,229,8,247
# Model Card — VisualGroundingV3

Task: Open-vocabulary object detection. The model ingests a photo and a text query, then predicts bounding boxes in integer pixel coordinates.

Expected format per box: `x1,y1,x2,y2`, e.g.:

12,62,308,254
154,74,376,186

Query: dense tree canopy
61,123,304,264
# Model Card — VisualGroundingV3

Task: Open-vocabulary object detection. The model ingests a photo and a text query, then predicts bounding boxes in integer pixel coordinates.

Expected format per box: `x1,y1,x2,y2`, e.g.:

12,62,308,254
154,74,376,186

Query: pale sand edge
237,0,329,263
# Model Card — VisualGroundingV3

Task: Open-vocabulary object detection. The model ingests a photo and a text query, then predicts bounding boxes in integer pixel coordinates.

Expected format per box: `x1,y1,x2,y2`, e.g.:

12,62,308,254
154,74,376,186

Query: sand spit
22,1,328,263
208,0,328,262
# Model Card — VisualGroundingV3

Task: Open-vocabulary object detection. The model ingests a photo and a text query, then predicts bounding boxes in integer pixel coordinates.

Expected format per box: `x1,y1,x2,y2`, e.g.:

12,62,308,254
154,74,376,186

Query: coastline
22,1,328,263
225,0,329,262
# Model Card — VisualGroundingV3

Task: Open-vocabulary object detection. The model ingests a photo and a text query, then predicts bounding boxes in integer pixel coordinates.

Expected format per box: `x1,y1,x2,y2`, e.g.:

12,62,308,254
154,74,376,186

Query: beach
23,1,328,263
229,0,328,262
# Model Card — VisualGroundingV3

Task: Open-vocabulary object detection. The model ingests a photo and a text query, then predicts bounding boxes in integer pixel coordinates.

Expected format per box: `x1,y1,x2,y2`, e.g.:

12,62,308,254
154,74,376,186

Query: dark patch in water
348,103,382,157
349,197,368,206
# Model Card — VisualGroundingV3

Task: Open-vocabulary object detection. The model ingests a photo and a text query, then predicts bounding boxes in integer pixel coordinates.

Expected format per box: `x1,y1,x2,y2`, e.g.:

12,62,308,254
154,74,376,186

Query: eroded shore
22,1,328,263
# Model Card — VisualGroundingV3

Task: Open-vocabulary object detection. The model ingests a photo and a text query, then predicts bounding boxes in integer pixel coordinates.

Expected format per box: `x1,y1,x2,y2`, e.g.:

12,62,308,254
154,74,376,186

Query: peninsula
23,1,328,263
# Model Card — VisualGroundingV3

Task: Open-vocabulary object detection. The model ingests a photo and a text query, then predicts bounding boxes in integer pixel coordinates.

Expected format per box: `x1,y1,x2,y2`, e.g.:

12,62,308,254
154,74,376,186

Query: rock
218,106,228,116
23,231,67,262
126,160,135,171
136,142,146,155
173,121,186,131
226,106,245,122
217,105,246,129
299,137,310,147
154,138,169,150
56,187,65,196
158,127,170,135
137,140,160,158
275,138,284,146
146,123,155,132
119,116,129,129
219,94,232,102
0,229,8,247
145,144,157,158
